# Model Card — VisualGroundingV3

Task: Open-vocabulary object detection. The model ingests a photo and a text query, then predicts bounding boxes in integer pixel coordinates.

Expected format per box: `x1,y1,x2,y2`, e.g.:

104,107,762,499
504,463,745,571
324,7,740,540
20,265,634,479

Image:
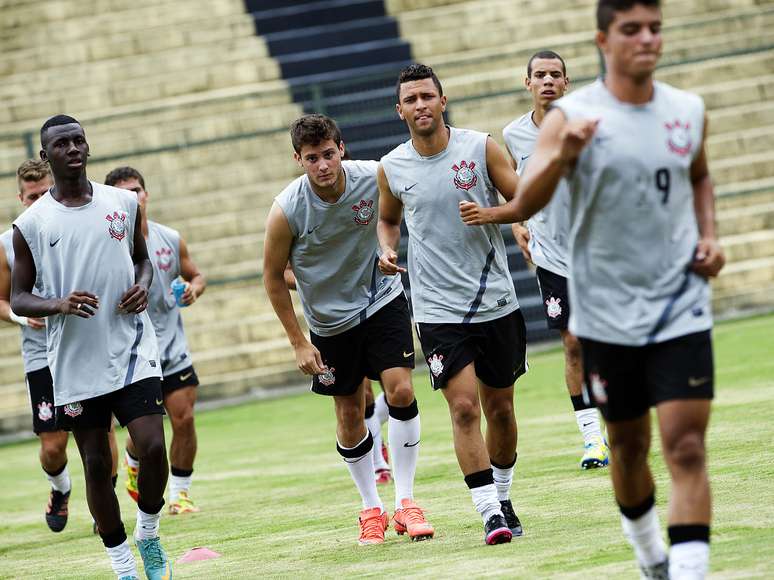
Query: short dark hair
396,63,443,101
290,114,342,154
527,50,567,77
105,166,146,189
40,114,81,148
597,0,660,31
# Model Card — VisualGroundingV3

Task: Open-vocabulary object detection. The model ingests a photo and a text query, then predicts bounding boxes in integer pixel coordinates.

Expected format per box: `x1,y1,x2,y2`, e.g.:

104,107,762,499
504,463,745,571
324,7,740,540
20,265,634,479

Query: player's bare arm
376,164,406,275
178,236,206,305
690,115,725,278
0,244,44,328
118,207,152,314
10,227,99,318
263,202,325,375
503,142,532,262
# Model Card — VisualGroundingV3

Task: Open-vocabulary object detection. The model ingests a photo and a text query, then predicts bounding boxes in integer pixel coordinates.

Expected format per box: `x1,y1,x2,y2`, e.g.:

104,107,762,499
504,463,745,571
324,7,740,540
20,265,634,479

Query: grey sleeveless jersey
13,183,161,405
146,221,192,376
0,228,48,373
553,80,710,345
275,159,403,336
381,127,518,323
503,112,570,277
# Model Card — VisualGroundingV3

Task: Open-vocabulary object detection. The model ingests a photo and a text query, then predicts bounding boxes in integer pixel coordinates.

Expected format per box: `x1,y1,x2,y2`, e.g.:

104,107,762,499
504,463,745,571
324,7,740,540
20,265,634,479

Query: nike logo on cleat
403,351,414,358
582,422,593,428
155,399,163,406
404,183,418,191
404,440,420,447
179,372,193,382
688,376,710,387
49,238,61,247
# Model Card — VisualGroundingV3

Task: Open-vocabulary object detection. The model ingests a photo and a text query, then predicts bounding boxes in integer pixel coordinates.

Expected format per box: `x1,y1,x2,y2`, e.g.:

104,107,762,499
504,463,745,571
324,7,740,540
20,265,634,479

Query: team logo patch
63,402,83,418
352,199,375,225
665,120,692,156
428,354,444,377
545,297,563,319
452,160,478,191
589,373,608,405
37,401,53,422
105,210,128,241
156,247,173,272
318,367,336,387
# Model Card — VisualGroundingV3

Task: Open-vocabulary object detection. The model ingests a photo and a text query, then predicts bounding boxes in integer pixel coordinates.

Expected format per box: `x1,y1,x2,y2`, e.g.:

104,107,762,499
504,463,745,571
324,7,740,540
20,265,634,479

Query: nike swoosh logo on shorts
403,351,414,358
49,238,61,247
179,372,193,382
688,376,710,387
404,440,420,447
155,399,163,406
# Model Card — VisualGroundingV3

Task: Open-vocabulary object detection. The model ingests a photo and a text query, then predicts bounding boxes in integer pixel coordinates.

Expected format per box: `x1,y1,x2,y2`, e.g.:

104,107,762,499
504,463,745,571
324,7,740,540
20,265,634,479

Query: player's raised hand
558,119,599,162
118,284,148,314
459,201,493,225
295,340,326,375
378,248,406,275
181,281,197,306
692,238,725,278
60,291,99,318
511,223,532,263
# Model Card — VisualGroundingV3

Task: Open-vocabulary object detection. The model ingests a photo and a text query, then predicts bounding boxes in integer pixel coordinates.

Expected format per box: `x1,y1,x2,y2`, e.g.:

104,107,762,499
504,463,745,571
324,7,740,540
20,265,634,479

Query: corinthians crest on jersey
452,160,478,191
106,210,128,241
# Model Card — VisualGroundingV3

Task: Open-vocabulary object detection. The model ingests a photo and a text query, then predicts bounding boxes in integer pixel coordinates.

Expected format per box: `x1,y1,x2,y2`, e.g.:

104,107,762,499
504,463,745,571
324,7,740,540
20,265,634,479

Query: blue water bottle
170,278,188,307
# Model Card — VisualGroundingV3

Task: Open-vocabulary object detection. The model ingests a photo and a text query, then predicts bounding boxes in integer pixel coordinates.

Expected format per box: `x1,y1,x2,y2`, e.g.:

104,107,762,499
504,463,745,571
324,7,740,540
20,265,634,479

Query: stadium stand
0,0,772,432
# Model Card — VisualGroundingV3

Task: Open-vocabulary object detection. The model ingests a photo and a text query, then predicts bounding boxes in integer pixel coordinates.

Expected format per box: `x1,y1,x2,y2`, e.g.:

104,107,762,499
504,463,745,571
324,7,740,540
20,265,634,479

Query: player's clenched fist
459,200,493,225
692,238,725,278
559,119,599,162
59,291,99,318
511,223,532,263
294,340,326,375
378,248,406,275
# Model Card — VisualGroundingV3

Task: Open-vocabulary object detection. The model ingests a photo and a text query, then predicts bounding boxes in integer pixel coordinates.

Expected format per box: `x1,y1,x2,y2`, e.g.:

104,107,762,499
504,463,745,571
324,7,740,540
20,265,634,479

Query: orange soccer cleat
358,507,388,545
392,499,434,541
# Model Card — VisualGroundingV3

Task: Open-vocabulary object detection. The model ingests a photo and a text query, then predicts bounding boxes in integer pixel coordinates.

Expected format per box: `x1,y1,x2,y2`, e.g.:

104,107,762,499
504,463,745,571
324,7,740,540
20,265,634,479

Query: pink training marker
177,547,221,563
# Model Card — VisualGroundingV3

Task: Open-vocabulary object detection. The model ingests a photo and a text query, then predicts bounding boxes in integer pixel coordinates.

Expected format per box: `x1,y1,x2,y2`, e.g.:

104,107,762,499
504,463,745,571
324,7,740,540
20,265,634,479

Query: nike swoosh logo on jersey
403,351,414,358
520,155,530,161
179,372,193,382
49,238,61,247
404,440,420,447
688,376,710,387
404,183,418,191
307,225,320,235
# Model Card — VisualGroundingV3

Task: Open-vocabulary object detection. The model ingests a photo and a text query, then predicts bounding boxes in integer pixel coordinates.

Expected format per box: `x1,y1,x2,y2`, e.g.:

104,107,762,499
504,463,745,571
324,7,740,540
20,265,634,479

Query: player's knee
40,433,67,461
82,452,112,481
610,432,649,468
136,435,167,465
484,402,515,428
562,333,582,362
450,397,480,428
170,408,195,434
386,381,413,407
664,431,706,472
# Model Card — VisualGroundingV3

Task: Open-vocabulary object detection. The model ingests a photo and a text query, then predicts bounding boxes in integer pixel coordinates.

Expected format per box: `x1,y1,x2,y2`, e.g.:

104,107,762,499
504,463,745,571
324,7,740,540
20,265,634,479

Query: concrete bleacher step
713,151,774,185
712,256,774,292
713,281,774,316
721,229,774,263
718,200,774,237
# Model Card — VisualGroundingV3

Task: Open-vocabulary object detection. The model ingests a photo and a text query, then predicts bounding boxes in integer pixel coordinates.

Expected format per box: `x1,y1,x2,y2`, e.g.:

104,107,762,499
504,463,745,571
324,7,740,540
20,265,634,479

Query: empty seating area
0,0,772,430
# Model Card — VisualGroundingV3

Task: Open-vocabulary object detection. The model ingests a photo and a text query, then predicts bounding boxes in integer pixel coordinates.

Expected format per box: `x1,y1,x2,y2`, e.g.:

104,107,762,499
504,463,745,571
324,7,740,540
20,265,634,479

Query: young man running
379,64,526,545
503,51,609,469
105,166,207,515
12,115,172,580
460,1,724,577
264,114,433,545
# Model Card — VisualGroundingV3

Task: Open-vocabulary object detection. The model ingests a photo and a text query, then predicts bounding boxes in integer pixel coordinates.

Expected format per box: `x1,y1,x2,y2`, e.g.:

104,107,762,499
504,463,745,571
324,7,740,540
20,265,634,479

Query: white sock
46,465,71,494
125,450,139,469
106,540,138,579
169,473,192,502
669,541,710,579
339,432,383,511
365,413,389,471
470,484,502,523
575,408,603,444
621,506,668,567
491,463,513,502
374,392,389,426
388,414,420,511
134,506,161,540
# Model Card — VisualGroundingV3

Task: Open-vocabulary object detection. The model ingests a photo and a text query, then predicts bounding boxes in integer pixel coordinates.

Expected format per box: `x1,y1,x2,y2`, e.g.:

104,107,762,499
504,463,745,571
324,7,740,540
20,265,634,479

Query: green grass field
1,314,773,579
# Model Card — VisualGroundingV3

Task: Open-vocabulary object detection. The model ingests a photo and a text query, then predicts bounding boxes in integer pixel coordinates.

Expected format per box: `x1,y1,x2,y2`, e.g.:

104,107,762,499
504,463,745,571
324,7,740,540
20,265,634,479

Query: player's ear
396,103,404,121
595,30,607,52
39,149,47,162
524,76,531,91
440,95,447,113
294,151,303,167
338,141,346,157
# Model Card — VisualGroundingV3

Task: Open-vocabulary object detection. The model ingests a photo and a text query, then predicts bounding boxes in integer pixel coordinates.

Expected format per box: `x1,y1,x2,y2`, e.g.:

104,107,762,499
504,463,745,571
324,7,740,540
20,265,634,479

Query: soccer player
105,166,207,515
264,114,433,545
460,1,724,577
503,51,609,469
11,115,172,580
379,64,526,545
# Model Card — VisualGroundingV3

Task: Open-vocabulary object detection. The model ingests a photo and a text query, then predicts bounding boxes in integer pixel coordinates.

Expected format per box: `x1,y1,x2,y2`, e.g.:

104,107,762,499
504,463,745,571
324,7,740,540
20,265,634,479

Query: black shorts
580,330,714,422
417,309,528,390
26,367,58,434
535,266,570,331
310,293,415,397
55,377,165,431
162,365,199,396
